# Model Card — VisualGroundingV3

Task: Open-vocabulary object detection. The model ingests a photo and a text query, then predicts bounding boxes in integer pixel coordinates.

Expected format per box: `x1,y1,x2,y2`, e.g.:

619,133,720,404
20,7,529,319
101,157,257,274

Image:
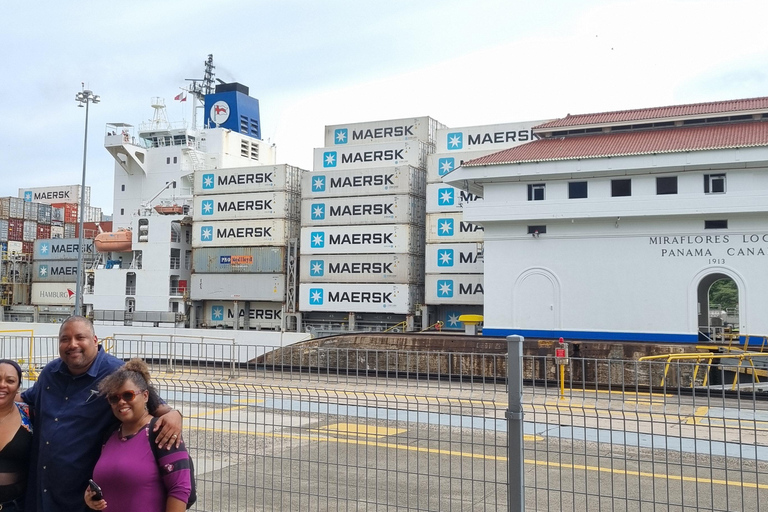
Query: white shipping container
324,116,446,147
193,191,298,221
34,239,95,260
300,253,423,284
23,221,37,241
84,206,102,222
301,165,426,199
51,207,64,223
313,141,431,171
23,202,38,221
202,301,283,329
192,219,293,248
301,194,425,227
51,225,65,239
299,283,421,314
8,241,23,255
189,273,285,301
424,274,484,305
64,224,76,238
435,119,547,153
0,220,7,242
426,150,495,184
426,183,483,213
31,282,77,306
300,224,424,255
33,260,80,283
425,213,485,244
20,185,89,206
193,164,304,195
424,243,484,274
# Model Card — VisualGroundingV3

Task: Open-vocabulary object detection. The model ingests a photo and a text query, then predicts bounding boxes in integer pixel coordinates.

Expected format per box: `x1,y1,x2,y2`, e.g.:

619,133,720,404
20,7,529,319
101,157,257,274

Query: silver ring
172,434,178,438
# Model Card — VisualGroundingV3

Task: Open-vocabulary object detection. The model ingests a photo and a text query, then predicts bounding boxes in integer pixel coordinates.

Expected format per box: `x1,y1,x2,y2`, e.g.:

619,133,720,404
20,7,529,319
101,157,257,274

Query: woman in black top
0,359,33,511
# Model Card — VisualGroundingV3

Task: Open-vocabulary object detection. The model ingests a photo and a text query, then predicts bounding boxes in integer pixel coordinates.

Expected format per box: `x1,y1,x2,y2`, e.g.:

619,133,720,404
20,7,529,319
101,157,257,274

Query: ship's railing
168,286,186,296
169,257,180,269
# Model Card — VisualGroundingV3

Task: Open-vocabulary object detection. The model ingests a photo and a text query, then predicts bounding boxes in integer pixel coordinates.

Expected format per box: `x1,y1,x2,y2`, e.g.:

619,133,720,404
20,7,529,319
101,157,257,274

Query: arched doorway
696,272,740,341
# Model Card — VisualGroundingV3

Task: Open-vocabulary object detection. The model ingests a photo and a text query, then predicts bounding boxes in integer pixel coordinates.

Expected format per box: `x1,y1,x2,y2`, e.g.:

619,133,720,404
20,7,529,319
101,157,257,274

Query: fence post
507,334,524,512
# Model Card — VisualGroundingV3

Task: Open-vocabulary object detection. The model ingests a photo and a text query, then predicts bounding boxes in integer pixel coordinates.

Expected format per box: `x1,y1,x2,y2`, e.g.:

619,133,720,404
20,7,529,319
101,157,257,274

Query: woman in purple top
84,359,191,512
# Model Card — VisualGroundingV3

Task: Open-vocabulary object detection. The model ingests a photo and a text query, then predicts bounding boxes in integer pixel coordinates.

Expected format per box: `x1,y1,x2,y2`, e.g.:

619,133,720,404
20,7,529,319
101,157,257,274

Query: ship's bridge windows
611,179,632,197
527,183,545,201
704,173,726,194
705,220,728,229
568,181,588,199
656,176,678,195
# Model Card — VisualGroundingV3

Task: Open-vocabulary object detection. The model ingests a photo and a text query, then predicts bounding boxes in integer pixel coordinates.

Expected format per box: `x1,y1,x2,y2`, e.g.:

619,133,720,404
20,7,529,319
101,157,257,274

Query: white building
445,97,768,343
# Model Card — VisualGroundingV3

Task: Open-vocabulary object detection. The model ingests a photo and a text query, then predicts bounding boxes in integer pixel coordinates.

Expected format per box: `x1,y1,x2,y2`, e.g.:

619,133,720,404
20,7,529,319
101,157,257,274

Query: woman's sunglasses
107,390,144,404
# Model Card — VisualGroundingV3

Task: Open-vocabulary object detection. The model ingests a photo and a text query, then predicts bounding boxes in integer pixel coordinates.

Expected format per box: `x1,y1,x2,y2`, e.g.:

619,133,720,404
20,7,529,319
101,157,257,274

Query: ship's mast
186,54,215,129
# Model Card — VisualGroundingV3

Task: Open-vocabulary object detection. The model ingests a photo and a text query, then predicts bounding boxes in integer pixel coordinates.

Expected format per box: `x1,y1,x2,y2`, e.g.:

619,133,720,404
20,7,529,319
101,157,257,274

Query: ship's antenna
149,97,170,130
186,54,215,129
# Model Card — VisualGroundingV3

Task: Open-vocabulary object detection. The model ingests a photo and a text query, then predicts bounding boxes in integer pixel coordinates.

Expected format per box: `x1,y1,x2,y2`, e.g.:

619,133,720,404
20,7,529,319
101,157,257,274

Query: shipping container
51,207,64,223
323,116,446,147
8,197,24,219
300,224,424,255
37,224,52,240
426,150,496,184
8,219,23,242
300,253,423,284
424,274,484,305
23,221,37,242
83,206,102,222
20,185,89,206
37,203,52,224
7,241,23,255
299,283,421,314
435,119,547,153
202,301,284,329
31,282,77,306
22,242,33,254
425,213,485,244
192,219,297,248
424,243,484,274
32,260,80,283
64,223,76,238
34,238,95,260
192,246,287,273
52,203,78,224
192,191,300,222
193,164,305,196
301,194,425,227
301,165,426,199
312,141,432,172
425,183,483,213
189,273,285,301
23,202,38,221
51,225,64,239
0,220,7,242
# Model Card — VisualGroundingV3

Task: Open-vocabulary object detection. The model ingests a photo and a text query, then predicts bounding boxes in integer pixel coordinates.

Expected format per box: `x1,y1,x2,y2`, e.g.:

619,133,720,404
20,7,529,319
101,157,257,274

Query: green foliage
709,279,738,310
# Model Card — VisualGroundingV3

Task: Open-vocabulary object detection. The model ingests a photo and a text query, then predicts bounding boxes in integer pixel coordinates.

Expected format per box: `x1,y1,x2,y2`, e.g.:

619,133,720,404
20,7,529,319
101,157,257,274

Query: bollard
506,334,524,512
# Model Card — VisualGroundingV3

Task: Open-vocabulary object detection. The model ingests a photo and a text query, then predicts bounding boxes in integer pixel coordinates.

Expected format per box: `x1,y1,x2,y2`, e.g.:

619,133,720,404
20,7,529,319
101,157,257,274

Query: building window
527,225,547,235
527,183,545,201
656,176,678,195
121,184,125,192
704,174,726,194
568,181,588,199
611,179,632,197
173,156,178,164
166,157,171,164
120,208,124,215
705,220,728,229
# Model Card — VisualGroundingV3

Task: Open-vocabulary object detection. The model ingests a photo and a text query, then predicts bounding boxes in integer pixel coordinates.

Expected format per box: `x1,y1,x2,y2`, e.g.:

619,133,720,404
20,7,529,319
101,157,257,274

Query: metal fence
1,334,767,511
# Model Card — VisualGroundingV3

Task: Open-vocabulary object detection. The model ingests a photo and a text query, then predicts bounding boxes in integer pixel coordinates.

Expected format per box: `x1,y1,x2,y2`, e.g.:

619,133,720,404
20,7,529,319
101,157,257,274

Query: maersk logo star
323,151,337,168
38,265,48,278
437,280,454,298
24,191,32,202
312,175,326,192
334,129,348,144
312,203,325,220
309,260,324,276
39,243,49,255
200,226,213,242
437,249,454,267
212,306,224,320
437,218,454,237
446,312,462,328
201,200,214,215
438,188,454,206
311,232,325,248
309,288,324,305
202,173,215,189
438,158,455,176
447,132,463,150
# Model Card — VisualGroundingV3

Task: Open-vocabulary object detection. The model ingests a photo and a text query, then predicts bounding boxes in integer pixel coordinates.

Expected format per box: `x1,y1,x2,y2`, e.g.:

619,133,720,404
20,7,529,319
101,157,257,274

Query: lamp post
74,86,100,316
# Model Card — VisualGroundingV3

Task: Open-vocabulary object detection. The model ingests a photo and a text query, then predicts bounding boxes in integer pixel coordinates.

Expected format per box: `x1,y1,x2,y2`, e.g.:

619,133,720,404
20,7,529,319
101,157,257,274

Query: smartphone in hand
88,479,103,501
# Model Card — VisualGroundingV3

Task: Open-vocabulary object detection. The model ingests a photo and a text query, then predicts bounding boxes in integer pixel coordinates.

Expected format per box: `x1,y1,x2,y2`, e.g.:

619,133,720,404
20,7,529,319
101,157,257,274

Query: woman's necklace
119,412,151,441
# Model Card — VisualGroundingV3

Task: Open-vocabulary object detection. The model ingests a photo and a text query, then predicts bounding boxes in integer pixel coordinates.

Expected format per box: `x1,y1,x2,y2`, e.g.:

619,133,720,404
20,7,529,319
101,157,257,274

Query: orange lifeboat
94,229,132,252
154,204,185,215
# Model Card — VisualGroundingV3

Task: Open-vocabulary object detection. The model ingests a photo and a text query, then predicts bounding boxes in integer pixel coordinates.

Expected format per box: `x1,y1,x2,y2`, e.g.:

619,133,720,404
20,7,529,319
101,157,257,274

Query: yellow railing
639,349,768,390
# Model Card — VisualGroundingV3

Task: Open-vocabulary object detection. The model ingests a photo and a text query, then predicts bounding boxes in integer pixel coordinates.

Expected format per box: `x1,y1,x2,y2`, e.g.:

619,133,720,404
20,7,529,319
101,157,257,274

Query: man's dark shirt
21,346,124,512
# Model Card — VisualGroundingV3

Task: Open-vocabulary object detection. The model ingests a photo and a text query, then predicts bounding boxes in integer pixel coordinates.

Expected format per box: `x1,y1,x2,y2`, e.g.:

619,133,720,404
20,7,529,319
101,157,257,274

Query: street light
74,85,100,316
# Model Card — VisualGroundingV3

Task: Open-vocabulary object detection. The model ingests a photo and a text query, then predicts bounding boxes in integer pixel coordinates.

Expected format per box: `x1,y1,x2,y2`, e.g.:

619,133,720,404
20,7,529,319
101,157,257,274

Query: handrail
383,321,407,333
639,350,768,390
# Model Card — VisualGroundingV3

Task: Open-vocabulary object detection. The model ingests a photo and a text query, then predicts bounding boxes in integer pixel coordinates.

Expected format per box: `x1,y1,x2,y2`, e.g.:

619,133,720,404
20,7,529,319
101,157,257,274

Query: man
21,316,182,512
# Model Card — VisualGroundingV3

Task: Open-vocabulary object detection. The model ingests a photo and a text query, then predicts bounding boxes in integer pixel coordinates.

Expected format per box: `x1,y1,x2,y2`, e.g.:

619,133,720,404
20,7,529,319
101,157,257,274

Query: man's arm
152,405,183,449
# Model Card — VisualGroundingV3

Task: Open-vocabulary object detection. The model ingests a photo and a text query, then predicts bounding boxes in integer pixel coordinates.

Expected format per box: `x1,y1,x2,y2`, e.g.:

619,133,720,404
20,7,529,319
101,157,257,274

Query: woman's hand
153,409,183,449
85,487,107,510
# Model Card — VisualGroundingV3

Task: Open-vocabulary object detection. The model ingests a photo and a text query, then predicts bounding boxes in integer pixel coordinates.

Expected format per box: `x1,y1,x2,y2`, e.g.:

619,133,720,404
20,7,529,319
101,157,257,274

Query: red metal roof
535,97,768,130
463,122,768,167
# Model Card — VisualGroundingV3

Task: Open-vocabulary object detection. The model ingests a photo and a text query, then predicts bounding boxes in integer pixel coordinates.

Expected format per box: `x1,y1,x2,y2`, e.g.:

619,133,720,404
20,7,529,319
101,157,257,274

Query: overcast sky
3,0,767,213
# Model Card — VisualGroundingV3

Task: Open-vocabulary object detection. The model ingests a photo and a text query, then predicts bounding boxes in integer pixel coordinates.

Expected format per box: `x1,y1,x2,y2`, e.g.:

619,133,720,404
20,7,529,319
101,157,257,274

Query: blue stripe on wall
481,328,699,343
